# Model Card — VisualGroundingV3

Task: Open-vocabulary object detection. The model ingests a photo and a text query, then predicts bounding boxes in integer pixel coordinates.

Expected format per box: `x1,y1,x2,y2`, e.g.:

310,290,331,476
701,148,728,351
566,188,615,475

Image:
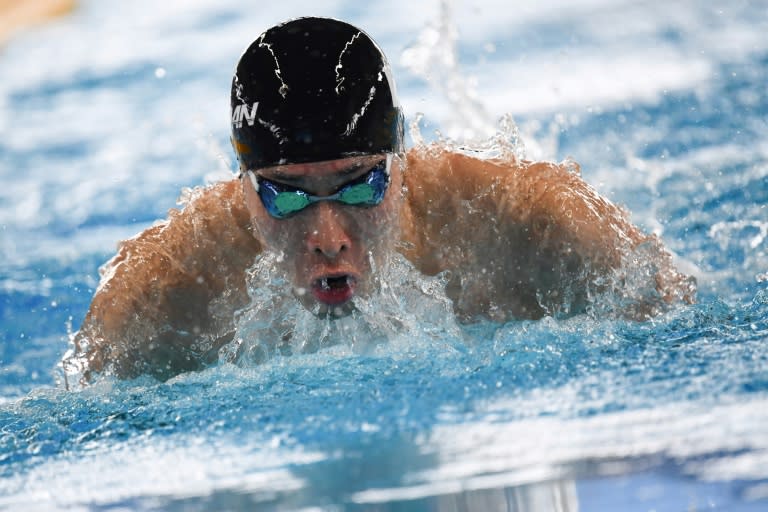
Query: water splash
224,251,464,366
401,1,490,141
410,111,527,163
400,0,564,163
401,0,526,155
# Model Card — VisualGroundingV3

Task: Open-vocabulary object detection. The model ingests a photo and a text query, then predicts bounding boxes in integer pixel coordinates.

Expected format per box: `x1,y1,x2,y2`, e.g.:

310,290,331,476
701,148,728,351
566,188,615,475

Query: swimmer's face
243,154,404,315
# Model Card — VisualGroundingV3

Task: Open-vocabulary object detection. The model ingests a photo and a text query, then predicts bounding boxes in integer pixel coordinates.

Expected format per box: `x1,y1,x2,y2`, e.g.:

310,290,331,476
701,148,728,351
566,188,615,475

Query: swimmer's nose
305,202,351,259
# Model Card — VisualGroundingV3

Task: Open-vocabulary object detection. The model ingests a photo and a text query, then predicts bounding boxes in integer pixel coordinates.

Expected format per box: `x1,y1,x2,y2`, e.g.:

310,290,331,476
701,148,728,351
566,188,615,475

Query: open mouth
311,274,357,306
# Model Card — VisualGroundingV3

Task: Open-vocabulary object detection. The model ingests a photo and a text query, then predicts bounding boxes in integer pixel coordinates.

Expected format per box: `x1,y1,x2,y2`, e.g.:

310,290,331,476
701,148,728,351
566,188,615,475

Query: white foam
472,51,712,115
0,432,316,511
351,395,768,504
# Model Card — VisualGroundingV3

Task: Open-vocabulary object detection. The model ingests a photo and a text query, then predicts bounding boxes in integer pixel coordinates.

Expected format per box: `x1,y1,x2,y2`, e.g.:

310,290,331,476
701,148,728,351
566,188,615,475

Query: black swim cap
231,17,404,170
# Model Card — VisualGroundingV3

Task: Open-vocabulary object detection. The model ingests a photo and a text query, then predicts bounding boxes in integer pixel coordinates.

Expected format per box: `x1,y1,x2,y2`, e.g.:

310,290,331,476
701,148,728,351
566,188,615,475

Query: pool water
1,0,767,510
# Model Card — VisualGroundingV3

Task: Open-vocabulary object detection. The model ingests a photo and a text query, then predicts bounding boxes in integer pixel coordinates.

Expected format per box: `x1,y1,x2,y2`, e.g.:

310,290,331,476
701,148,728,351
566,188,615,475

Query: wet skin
242,154,404,316
69,145,696,382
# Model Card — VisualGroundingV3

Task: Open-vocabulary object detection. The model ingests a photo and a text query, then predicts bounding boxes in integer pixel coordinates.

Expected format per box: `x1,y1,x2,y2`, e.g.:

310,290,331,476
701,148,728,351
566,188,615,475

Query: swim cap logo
232,102,259,128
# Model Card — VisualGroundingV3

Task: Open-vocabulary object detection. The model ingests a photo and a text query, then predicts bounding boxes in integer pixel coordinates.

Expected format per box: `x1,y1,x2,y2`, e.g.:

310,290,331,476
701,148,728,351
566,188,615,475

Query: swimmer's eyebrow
261,161,370,185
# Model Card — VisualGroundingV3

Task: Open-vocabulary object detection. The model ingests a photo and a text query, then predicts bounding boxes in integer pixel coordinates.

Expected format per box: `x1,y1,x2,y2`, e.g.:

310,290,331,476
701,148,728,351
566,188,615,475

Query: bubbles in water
60,341,88,390
223,250,464,367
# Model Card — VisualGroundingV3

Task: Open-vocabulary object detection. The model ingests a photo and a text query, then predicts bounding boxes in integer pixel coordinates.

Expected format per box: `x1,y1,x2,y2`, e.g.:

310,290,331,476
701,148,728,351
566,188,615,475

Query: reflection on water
147,480,579,512
429,482,577,512
96,472,765,511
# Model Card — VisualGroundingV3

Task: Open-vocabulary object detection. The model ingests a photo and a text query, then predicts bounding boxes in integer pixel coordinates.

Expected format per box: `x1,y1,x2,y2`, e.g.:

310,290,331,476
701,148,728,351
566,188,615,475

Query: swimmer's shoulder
400,146,540,272
404,144,568,215
73,178,260,381
403,145,504,205
103,178,260,289
174,178,249,225
170,178,260,252
169,179,263,284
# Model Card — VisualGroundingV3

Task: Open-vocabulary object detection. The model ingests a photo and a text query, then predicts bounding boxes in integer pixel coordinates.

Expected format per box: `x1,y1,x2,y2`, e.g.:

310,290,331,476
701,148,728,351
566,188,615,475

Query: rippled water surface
1,0,767,510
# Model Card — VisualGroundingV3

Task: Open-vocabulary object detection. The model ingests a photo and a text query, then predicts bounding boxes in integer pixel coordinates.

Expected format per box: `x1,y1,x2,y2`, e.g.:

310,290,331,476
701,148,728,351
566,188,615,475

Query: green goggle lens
338,183,375,204
274,193,310,215
252,157,391,219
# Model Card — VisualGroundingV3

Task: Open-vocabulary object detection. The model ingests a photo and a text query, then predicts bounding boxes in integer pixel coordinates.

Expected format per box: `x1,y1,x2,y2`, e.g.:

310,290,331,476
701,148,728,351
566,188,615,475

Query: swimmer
66,17,696,382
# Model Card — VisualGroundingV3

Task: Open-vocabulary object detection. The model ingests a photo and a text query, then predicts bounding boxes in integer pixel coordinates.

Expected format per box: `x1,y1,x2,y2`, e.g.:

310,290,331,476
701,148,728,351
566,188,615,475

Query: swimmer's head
235,18,407,314
230,17,405,171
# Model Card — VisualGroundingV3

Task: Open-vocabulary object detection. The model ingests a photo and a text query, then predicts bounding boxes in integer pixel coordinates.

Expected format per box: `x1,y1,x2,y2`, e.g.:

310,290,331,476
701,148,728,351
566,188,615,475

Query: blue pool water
1,0,767,510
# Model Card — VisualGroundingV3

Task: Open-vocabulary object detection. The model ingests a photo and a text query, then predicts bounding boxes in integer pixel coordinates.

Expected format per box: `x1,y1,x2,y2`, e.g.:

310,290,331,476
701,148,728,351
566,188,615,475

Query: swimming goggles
247,154,392,219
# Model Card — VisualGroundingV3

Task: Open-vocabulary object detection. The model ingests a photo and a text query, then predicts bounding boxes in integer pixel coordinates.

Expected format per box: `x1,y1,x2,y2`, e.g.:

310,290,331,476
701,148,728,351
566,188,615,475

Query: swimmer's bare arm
401,146,695,320
70,180,261,381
